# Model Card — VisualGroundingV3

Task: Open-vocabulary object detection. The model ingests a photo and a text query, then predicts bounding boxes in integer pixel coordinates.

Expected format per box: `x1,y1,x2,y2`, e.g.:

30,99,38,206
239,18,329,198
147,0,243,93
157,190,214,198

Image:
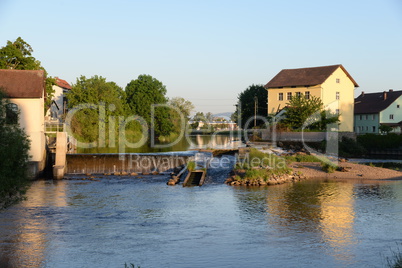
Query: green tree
0,37,56,111
235,84,268,129
281,94,339,130
168,97,194,120
0,90,30,209
66,75,128,142
125,74,173,137
168,97,194,133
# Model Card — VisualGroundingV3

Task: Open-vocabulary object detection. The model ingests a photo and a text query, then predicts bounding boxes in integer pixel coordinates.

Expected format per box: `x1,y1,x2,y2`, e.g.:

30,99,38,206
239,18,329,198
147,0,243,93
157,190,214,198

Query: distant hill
213,112,233,120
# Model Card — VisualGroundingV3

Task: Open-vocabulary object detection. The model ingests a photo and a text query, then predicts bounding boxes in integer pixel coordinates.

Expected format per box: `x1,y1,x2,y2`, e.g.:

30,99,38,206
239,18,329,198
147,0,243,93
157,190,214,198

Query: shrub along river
1,154,402,267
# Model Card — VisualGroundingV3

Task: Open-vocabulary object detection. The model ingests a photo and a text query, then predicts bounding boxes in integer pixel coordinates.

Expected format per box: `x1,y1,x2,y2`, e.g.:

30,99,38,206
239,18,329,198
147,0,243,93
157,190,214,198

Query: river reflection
1,177,402,267
78,134,241,153
0,181,68,267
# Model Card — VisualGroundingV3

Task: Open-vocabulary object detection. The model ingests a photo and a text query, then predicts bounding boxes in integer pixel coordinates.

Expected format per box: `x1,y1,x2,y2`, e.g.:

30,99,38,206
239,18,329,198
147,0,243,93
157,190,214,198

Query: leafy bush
357,133,402,150
0,91,31,209
339,137,367,158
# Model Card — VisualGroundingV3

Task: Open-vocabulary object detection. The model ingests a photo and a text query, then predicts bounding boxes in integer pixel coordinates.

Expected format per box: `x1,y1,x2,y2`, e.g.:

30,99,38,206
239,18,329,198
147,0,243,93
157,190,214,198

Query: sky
0,0,402,115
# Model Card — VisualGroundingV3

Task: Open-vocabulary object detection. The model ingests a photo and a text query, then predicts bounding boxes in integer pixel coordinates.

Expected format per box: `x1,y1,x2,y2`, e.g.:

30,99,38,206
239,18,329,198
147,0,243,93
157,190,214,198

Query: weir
65,152,197,175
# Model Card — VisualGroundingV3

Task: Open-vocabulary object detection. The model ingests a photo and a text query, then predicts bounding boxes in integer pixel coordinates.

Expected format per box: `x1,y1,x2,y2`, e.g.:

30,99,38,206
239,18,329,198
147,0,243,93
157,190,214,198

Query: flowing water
1,156,402,267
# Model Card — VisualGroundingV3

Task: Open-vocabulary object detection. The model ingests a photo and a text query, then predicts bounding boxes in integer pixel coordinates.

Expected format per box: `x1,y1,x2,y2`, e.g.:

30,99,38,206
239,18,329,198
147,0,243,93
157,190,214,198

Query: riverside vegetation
0,91,30,209
225,148,306,186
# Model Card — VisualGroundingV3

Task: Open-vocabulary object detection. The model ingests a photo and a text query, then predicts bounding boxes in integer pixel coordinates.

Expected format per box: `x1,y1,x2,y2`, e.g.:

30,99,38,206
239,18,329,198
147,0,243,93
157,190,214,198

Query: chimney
383,91,387,100
361,91,365,97
389,89,394,92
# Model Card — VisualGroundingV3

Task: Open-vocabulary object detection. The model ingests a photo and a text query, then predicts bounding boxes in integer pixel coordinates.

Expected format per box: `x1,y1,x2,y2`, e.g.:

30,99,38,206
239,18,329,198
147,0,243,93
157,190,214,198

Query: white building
0,69,46,176
46,77,71,121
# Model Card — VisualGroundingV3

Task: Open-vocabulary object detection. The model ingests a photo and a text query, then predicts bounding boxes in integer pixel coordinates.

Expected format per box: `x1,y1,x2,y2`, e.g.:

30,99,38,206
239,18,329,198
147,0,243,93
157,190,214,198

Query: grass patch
365,162,402,171
321,162,337,173
235,148,292,181
285,154,321,163
187,161,196,171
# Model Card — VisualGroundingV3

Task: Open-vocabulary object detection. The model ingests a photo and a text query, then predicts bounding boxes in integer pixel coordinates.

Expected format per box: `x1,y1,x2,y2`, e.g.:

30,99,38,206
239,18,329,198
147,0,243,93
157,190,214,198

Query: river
1,155,402,267
77,134,242,153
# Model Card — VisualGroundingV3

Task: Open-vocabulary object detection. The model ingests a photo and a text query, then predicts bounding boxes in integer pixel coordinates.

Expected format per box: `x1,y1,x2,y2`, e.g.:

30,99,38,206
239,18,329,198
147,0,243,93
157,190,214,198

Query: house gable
264,64,358,89
355,90,402,114
264,64,358,132
0,69,45,98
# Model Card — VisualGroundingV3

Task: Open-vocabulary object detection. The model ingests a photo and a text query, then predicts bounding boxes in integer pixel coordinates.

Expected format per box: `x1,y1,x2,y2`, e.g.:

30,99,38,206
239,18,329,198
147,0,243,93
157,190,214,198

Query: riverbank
290,161,402,180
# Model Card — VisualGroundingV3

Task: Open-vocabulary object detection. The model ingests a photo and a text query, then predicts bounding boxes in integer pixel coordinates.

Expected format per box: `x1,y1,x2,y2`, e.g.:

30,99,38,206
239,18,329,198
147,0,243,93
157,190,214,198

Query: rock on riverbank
224,171,306,186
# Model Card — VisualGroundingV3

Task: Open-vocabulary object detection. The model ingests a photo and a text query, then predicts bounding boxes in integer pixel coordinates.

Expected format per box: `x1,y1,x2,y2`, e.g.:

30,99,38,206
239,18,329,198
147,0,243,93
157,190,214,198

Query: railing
45,121,65,133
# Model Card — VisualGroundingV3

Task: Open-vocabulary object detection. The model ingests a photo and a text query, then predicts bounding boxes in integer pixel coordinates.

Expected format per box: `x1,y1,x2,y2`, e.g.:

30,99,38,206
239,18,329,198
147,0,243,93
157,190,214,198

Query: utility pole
254,96,258,128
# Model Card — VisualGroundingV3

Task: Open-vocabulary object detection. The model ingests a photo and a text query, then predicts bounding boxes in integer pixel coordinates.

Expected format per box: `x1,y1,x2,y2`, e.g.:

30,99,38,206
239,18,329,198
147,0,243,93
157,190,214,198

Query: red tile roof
0,69,45,98
55,77,71,90
264,64,359,88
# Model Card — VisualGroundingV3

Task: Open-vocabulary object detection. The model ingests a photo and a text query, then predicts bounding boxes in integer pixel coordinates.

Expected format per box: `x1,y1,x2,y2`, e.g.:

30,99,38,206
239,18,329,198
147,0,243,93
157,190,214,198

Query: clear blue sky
1,0,401,114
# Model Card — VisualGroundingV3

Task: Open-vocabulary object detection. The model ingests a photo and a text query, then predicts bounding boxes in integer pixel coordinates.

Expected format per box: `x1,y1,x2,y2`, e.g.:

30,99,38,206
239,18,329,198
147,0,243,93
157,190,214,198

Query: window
287,92,292,100
278,93,283,101
305,91,310,99
296,92,301,98
336,78,340,83
365,115,368,120
398,105,400,109
336,92,340,100
372,114,375,120
359,115,362,120
373,126,376,132
390,114,394,120
6,103,18,124
366,126,368,131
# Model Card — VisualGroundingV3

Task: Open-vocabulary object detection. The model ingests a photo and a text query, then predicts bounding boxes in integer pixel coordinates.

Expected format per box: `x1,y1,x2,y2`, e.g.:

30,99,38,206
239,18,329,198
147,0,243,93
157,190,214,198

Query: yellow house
264,64,359,132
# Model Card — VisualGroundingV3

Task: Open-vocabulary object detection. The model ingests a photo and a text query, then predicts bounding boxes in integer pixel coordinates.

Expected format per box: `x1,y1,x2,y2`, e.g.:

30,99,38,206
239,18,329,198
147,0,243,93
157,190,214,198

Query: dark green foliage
0,37,40,70
125,75,173,137
308,110,340,131
281,94,340,130
357,133,402,150
66,75,130,142
339,137,367,158
0,91,30,209
0,37,56,112
234,84,268,129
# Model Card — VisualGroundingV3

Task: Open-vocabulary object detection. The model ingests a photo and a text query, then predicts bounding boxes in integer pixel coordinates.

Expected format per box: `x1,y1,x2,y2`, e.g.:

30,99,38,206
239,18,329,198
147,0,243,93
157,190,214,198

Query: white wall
9,98,45,162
